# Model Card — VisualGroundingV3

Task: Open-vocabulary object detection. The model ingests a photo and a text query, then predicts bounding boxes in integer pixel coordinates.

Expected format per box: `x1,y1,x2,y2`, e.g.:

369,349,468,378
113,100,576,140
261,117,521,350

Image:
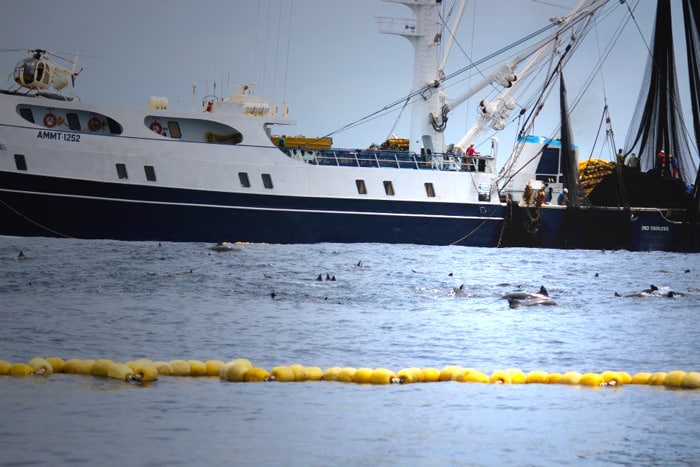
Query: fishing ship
498,0,700,252
0,0,698,251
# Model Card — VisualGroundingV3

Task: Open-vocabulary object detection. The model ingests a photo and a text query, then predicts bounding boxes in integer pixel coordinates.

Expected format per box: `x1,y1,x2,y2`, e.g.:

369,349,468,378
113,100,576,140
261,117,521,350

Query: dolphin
615,285,684,298
208,242,238,252
508,297,558,308
503,285,557,308
453,284,472,297
502,285,549,301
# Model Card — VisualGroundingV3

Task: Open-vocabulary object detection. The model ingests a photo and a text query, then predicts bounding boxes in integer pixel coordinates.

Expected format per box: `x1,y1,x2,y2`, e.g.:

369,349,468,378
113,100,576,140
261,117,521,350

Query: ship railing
283,148,493,172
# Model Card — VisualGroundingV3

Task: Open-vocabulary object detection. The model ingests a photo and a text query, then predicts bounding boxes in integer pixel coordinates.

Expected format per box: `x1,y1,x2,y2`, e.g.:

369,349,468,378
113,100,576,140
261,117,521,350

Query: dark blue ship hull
0,171,504,246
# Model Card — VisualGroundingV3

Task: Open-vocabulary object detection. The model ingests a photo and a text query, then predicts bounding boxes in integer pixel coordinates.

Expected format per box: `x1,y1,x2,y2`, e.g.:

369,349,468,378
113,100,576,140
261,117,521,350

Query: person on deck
464,144,479,171
656,150,666,176
616,148,625,167
669,153,679,179
557,188,569,206
626,152,639,172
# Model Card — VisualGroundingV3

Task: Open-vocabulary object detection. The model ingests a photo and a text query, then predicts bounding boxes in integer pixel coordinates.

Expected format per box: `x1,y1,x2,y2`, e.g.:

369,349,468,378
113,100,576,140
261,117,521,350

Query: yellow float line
1,358,699,389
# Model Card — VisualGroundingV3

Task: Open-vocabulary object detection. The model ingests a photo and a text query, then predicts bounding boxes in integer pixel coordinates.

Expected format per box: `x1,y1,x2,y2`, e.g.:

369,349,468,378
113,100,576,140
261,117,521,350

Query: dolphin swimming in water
502,285,550,301
507,296,558,308
615,285,684,298
503,285,557,308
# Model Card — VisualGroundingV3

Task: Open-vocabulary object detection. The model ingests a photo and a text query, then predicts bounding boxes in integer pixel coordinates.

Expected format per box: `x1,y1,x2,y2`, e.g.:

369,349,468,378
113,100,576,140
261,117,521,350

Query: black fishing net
623,0,698,189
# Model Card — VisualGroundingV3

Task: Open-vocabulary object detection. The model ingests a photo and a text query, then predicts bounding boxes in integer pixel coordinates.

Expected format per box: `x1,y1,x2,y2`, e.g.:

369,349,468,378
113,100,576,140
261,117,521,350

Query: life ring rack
88,117,102,132
149,121,163,134
43,112,57,128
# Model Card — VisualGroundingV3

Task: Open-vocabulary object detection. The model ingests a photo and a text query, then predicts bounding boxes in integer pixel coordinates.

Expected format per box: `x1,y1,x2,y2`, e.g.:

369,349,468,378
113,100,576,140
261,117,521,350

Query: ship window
168,121,182,139
66,113,81,131
262,173,273,189
424,182,435,197
107,118,123,135
383,180,395,196
116,163,128,179
18,107,34,123
144,165,157,182
238,172,250,188
14,154,27,171
356,179,367,195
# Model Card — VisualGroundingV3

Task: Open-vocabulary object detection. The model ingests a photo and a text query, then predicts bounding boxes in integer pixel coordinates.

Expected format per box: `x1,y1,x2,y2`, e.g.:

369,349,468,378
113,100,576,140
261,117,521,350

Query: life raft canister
43,112,57,128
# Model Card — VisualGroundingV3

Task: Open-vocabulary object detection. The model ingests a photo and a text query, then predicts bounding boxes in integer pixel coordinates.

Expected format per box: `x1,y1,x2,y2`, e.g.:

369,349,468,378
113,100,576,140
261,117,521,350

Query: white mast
378,0,446,154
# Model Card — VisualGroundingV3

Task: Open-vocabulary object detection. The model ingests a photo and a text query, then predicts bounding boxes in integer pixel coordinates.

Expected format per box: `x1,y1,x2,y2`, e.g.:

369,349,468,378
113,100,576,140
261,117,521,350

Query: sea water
0,238,699,466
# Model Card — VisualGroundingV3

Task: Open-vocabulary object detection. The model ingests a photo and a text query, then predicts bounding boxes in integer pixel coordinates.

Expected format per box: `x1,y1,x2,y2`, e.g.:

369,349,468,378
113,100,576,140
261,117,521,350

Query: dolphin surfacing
504,285,557,308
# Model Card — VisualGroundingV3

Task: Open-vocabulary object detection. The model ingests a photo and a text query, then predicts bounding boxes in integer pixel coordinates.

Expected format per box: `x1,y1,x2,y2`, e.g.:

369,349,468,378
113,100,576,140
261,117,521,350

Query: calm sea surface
1,237,699,466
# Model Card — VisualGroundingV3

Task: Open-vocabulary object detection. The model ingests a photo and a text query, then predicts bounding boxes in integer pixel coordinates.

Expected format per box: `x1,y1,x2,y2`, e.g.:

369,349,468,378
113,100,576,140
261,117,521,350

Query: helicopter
12,49,82,92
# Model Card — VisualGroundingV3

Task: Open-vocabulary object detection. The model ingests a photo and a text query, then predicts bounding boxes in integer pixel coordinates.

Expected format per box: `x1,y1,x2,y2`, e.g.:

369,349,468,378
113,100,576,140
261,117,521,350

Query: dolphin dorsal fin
651,284,658,291
539,285,548,296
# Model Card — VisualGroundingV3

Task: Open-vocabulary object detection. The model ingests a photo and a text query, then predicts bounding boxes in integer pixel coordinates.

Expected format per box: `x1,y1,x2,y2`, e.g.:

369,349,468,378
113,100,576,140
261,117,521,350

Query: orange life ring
43,112,57,128
88,117,102,131
149,121,163,134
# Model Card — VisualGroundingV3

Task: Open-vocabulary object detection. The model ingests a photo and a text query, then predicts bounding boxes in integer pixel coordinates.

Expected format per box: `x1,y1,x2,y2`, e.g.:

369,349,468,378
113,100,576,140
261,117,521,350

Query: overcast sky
2,0,679,164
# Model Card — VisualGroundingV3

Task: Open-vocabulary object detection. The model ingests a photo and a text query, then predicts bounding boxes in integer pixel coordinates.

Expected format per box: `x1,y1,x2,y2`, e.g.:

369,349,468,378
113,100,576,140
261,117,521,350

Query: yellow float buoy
244,367,271,382
304,366,323,381
90,359,115,378
560,371,582,385
505,369,527,384
0,359,11,375
169,360,191,376
228,358,253,369
460,370,490,384
648,372,668,385
28,357,53,375
421,367,441,382
616,371,632,385
396,367,422,384
271,366,296,382
369,368,395,385
322,367,342,381
204,360,225,376
353,367,374,384
600,371,624,386
45,357,65,373
187,360,207,377
126,359,153,370
288,364,307,382
579,373,604,387
336,367,357,383
153,361,173,375
9,363,34,376
663,370,687,388
526,371,549,384
107,363,134,381
221,363,250,382
490,370,512,384
681,372,700,389
546,373,563,384
439,365,463,381
631,372,652,384
131,363,159,382
62,359,82,374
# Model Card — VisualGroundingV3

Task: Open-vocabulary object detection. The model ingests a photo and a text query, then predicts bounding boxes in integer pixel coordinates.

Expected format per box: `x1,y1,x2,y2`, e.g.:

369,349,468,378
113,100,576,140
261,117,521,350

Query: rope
449,205,502,246
0,198,73,239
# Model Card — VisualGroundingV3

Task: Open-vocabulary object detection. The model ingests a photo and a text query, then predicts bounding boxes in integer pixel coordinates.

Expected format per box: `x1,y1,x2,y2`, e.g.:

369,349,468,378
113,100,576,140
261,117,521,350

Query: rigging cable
323,21,558,139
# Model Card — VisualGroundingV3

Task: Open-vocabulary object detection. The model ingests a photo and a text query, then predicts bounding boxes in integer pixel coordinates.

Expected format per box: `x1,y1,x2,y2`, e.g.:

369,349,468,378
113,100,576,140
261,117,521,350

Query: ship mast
378,0,446,155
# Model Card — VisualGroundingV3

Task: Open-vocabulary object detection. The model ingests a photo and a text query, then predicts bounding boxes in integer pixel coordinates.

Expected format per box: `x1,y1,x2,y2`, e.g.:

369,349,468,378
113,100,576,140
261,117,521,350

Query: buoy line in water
1,357,699,389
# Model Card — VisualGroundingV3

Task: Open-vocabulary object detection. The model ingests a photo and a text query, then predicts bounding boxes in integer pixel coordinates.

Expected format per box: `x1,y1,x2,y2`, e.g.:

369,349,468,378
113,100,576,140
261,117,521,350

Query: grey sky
2,0,669,163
